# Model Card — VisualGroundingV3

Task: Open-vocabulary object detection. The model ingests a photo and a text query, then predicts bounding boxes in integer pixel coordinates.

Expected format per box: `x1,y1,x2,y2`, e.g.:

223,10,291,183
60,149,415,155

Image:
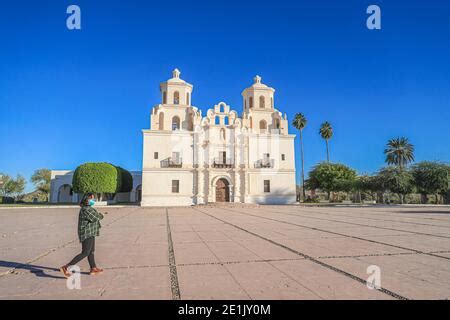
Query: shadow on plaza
399,210,450,215
0,260,90,279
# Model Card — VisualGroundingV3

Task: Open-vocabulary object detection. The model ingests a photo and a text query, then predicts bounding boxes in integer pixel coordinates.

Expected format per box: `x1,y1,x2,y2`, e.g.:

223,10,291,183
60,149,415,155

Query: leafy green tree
292,113,307,200
116,166,133,193
377,166,414,204
411,161,450,204
319,121,333,162
12,175,26,198
0,173,11,196
353,175,383,202
306,162,357,200
72,163,121,200
1,174,26,199
384,137,415,169
0,173,26,199
355,175,381,193
31,169,51,201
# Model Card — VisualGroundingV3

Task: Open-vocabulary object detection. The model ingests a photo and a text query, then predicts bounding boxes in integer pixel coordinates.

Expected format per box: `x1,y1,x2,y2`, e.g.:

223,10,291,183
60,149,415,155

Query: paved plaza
0,204,449,300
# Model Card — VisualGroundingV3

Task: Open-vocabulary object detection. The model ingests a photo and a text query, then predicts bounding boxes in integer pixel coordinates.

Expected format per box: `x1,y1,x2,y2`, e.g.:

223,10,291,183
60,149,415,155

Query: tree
31,169,51,201
0,174,26,199
353,175,383,202
11,175,26,199
0,173,11,196
376,166,414,204
319,121,333,162
292,113,307,201
116,166,133,193
72,163,121,200
306,162,357,200
411,161,450,204
384,137,415,169
0,173,26,199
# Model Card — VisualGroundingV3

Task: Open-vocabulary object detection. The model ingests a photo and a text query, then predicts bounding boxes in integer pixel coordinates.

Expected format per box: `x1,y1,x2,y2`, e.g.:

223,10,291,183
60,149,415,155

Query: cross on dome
254,75,262,84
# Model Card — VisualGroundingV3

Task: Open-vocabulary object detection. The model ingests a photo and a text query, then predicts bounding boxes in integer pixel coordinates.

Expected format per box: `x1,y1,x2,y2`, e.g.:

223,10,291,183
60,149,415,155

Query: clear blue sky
1,0,449,192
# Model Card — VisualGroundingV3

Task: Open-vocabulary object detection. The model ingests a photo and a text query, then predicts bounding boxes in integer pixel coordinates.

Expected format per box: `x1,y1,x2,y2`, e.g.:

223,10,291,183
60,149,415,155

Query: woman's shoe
90,267,104,275
59,265,71,278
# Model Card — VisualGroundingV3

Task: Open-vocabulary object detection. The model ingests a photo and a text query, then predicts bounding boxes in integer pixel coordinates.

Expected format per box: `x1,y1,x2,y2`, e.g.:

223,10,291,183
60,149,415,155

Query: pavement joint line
192,207,409,300
302,207,450,229
228,206,450,261
290,206,450,223
230,226,327,300
190,223,253,299
9,249,449,276
287,209,450,229
188,210,322,299
0,207,139,279
166,208,181,300
318,252,421,259
262,207,450,240
265,260,325,299
95,258,308,270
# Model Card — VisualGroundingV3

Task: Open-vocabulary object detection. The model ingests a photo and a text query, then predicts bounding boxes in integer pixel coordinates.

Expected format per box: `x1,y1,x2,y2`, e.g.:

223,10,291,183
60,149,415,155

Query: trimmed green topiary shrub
72,162,121,195
116,166,133,193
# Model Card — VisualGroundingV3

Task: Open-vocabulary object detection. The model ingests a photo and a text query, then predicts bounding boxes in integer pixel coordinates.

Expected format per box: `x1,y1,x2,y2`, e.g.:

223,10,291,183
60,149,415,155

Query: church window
172,116,180,130
158,112,164,130
174,91,180,104
275,119,280,129
264,180,271,193
259,120,267,133
172,180,179,193
260,96,265,108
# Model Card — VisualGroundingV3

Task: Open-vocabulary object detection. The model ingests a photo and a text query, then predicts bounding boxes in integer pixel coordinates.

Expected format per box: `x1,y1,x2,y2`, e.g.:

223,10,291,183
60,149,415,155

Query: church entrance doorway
215,178,230,202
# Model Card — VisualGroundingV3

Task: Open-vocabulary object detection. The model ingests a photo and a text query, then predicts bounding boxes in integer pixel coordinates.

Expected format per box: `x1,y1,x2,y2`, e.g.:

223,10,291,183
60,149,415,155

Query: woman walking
60,192,106,277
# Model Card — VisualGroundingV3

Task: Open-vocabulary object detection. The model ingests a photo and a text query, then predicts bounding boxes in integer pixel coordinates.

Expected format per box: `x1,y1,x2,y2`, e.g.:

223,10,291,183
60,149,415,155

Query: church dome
159,68,193,106
241,75,275,111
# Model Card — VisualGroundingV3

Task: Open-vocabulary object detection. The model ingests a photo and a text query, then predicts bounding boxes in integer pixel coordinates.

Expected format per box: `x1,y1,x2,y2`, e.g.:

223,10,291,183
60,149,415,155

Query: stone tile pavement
0,205,449,299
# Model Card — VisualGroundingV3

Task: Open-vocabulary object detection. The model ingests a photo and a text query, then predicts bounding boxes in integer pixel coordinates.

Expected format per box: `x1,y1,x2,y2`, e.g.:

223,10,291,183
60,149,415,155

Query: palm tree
292,113,307,200
319,121,333,162
384,137,415,169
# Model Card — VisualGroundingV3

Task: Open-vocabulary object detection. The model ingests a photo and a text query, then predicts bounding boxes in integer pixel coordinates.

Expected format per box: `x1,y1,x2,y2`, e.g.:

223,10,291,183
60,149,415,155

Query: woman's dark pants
68,237,96,268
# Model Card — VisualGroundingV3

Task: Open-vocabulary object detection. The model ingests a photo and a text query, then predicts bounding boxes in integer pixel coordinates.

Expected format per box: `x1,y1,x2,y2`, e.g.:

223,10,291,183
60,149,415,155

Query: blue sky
1,0,449,192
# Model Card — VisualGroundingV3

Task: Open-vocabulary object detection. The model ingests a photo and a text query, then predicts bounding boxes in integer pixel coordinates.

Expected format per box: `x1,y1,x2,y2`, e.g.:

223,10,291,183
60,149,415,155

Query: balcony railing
271,129,281,134
254,159,274,168
212,158,234,168
161,157,183,168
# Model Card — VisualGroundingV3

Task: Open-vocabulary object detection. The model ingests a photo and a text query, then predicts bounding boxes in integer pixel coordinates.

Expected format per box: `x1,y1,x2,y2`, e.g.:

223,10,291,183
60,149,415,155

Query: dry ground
0,204,449,299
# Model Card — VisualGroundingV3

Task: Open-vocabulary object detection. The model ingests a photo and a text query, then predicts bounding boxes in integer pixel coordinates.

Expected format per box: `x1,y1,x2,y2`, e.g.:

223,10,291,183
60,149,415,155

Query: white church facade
50,69,297,206
141,69,296,206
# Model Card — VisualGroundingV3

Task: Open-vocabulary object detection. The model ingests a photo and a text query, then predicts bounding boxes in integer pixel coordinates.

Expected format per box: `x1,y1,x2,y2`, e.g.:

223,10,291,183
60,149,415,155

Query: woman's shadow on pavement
0,260,89,279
